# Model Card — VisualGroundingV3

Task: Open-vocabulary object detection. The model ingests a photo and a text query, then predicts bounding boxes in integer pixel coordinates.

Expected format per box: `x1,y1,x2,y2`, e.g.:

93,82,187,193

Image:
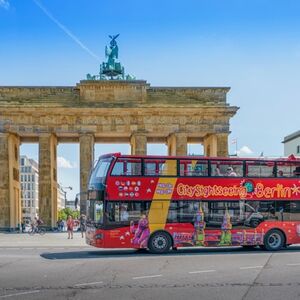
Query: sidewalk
0,232,88,247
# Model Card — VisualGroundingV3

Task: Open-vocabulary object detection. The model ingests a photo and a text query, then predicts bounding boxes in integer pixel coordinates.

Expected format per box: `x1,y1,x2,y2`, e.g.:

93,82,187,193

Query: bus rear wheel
148,231,172,254
264,229,285,251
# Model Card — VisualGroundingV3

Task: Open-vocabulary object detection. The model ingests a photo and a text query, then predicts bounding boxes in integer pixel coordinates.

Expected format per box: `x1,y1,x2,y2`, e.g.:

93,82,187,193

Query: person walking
66,215,74,239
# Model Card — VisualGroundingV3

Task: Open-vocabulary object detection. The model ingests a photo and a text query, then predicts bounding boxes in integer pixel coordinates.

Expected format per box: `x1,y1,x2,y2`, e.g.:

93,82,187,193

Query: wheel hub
268,233,281,248
153,236,167,249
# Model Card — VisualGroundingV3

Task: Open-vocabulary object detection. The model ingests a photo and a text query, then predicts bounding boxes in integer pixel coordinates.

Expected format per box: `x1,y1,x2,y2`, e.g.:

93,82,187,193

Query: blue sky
1,0,300,200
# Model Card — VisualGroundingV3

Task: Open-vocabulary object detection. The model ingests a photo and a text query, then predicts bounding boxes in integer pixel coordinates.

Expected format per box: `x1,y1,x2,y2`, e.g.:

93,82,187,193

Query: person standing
21,221,26,233
79,214,86,238
66,215,74,239
31,217,38,233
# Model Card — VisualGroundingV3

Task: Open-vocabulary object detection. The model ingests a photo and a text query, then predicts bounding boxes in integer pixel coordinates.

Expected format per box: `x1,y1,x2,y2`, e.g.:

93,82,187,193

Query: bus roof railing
97,153,300,162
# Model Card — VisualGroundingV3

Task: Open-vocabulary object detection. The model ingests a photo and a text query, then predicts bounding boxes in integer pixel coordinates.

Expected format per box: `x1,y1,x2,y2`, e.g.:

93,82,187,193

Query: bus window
144,161,157,175
179,160,208,176
111,158,142,176
210,160,243,177
290,201,300,221
178,201,200,223
107,201,150,223
275,201,290,221
159,160,177,176
144,159,177,176
246,161,275,177
107,202,120,222
167,201,179,222
293,166,300,177
277,162,300,177
87,200,104,224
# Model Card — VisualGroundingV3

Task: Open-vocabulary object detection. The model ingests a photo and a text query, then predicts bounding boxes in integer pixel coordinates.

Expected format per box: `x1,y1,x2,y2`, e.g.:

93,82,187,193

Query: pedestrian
21,221,26,233
36,216,43,227
66,215,74,239
31,217,38,233
79,214,86,238
56,219,60,231
59,219,64,232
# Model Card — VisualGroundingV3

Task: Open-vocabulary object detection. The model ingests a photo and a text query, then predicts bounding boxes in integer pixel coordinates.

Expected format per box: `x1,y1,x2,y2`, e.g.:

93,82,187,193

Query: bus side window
111,161,124,175
179,160,208,177
144,161,156,175
293,166,300,177
107,202,120,222
167,201,178,222
246,161,274,177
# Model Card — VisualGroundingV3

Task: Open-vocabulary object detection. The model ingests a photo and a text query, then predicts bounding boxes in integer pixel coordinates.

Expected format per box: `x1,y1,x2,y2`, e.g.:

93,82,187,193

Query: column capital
0,132,20,139
79,133,95,138
130,130,147,137
168,131,187,138
214,132,229,137
38,132,57,139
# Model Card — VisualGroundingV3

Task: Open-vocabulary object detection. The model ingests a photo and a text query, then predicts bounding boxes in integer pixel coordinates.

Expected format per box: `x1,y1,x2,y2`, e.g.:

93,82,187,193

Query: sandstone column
203,133,228,157
79,134,94,214
130,133,147,155
216,133,229,157
39,134,57,228
167,133,187,156
0,133,21,230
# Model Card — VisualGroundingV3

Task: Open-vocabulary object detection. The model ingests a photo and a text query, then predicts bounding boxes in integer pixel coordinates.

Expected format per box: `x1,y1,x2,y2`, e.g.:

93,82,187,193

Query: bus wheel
148,231,172,254
264,229,285,251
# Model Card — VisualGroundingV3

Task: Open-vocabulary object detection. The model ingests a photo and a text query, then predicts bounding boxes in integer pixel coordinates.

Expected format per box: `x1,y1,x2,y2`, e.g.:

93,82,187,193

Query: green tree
58,208,79,221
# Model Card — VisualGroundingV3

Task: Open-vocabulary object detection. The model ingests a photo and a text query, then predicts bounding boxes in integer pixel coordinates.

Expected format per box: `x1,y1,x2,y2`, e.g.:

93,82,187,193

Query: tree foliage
58,208,80,221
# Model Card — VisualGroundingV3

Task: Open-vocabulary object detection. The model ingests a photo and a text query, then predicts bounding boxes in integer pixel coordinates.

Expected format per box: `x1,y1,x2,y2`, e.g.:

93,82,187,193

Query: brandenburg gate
0,35,238,230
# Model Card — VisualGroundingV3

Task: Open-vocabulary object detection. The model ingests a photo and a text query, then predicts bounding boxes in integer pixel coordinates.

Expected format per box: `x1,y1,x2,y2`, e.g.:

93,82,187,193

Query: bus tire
264,229,285,251
148,231,172,254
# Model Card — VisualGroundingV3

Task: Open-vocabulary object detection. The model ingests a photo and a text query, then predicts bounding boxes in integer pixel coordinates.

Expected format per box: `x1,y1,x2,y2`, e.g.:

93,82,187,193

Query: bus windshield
89,157,113,188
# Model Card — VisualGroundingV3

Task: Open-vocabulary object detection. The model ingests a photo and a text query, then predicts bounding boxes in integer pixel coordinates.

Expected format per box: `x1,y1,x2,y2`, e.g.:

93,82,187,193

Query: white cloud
237,145,254,156
0,0,9,10
57,156,77,169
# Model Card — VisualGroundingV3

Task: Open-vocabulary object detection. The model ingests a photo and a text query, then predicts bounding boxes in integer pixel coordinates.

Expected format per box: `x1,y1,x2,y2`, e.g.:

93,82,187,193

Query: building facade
57,183,66,212
20,156,39,222
0,80,238,229
283,130,300,156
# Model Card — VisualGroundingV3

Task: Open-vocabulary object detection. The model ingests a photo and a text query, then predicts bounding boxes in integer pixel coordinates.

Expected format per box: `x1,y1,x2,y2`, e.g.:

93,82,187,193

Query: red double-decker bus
86,153,300,253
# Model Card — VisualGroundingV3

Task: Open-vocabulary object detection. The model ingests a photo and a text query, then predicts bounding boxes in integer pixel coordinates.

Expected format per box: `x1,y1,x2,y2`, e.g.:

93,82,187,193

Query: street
0,233,299,300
